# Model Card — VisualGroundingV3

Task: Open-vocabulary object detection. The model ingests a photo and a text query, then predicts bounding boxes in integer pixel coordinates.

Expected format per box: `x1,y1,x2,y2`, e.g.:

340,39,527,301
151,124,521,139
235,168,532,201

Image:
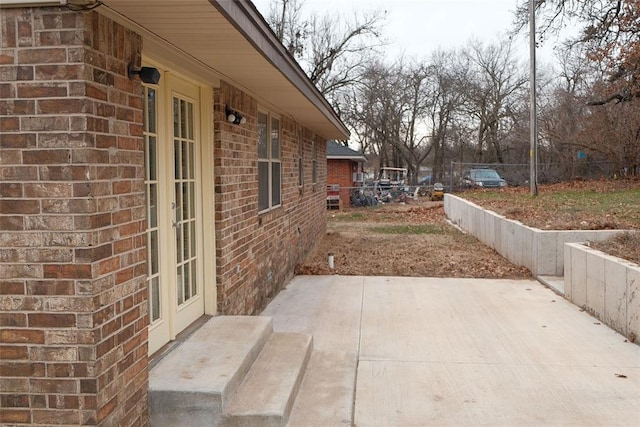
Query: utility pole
529,0,538,196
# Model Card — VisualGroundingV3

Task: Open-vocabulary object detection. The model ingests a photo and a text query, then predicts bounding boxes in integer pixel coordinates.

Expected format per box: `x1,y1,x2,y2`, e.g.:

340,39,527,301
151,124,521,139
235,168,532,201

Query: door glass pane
173,95,199,307
175,218,182,263
188,142,194,179
174,140,180,180
190,259,197,299
188,102,194,139
173,98,180,137
177,265,183,304
149,184,157,228
183,223,190,259
189,182,195,221
144,85,161,325
150,230,158,275
151,277,160,322
184,261,191,300
180,100,187,138
149,136,157,181
147,88,156,133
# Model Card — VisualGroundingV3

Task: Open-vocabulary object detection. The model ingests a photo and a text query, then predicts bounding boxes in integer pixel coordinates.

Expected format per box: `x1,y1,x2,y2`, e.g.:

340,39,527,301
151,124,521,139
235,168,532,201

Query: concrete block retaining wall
565,243,640,341
444,194,627,276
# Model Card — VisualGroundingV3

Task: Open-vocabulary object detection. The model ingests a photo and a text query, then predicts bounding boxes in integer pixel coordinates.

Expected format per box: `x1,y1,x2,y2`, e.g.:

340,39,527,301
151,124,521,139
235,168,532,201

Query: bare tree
422,51,467,180
462,39,529,163
515,0,640,104
264,0,386,101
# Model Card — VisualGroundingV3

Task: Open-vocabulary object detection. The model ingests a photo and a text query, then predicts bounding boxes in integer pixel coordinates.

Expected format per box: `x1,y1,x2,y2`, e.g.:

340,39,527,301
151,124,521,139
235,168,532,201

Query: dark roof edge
210,0,349,139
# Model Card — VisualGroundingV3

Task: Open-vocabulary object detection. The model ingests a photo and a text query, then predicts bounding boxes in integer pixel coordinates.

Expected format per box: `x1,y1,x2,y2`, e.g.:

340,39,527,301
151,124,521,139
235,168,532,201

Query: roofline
327,155,367,162
210,0,350,139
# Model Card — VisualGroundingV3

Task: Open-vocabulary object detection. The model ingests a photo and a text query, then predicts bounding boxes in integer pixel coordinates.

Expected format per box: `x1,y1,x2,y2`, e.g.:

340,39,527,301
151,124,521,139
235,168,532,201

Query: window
258,111,281,211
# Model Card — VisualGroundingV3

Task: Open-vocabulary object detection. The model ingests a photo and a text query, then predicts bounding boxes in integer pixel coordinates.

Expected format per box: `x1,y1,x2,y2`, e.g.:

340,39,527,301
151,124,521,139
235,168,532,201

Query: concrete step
149,316,273,427
537,275,565,296
223,332,313,427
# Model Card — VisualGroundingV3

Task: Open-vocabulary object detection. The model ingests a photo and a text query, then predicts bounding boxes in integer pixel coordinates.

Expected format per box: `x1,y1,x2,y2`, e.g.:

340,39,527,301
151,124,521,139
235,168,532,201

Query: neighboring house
326,140,366,207
0,0,348,425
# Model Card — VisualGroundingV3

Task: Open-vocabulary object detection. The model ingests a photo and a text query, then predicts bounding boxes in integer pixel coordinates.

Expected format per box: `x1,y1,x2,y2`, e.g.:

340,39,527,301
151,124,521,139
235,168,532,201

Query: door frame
144,58,217,355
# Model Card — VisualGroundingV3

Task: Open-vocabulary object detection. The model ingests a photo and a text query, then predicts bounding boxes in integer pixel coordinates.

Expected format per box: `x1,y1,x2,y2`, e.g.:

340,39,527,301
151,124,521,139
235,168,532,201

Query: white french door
145,71,207,355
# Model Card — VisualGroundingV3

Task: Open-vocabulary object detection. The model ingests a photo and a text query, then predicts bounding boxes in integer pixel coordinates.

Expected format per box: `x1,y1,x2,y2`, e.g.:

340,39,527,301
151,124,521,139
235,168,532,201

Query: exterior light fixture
128,63,161,85
225,105,246,125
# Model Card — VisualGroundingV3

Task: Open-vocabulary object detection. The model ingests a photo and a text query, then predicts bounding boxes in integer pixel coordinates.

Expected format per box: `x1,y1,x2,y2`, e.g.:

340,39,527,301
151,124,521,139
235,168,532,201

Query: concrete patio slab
262,275,640,426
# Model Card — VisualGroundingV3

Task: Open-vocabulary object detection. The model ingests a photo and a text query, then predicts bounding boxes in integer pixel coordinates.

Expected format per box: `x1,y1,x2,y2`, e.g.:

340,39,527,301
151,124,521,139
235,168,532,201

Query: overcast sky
252,0,571,66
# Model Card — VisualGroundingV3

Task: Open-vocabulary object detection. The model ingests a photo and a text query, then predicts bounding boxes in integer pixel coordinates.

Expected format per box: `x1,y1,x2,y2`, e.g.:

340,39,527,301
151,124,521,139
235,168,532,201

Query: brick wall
0,8,148,425
327,159,357,207
213,82,327,315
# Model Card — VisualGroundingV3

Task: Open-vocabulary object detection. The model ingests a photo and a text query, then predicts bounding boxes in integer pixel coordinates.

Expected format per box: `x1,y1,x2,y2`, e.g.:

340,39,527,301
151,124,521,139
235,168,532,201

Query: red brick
43,264,92,280
18,48,66,64
0,216,25,231
0,116,19,131
27,280,75,296
39,165,90,181
75,244,113,263
0,329,44,344
36,64,85,80
0,281,24,295
32,408,81,424
0,83,15,98
97,395,118,423
0,199,40,214
17,82,68,98
0,361,45,377
0,409,30,424
0,394,30,408
21,116,69,132
0,182,22,197
71,148,110,164
17,65,34,80
23,149,70,165
0,99,35,115
0,166,39,180
23,182,73,198
0,313,26,327
0,132,36,148
0,345,28,360
28,313,76,328
38,98,87,115
48,394,80,409
0,50,15,65
30,378,78,394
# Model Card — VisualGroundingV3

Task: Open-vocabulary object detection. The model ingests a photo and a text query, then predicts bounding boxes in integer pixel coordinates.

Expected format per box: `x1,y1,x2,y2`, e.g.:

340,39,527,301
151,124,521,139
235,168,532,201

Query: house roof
327,140,366,162
99,0,349,140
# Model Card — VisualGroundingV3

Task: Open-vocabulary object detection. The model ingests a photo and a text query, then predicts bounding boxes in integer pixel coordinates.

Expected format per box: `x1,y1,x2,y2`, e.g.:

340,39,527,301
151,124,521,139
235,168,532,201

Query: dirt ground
296,203,532,278
295,179,639,278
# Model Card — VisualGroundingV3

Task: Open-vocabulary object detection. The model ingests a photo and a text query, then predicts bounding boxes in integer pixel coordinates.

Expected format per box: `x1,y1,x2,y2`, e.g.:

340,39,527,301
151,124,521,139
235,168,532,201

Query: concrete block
586,251,605,319
493,212,503,254
628,266,640,341
520,225,535,272
569,244,587,308
603,254,628,335
502,220,517,266
536,232,558,276
563,244,573,299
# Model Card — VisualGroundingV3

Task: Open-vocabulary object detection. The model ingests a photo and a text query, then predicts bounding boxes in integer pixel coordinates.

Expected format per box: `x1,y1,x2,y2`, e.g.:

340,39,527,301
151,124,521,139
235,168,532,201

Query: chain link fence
327,160,632,209
448,161,624,192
